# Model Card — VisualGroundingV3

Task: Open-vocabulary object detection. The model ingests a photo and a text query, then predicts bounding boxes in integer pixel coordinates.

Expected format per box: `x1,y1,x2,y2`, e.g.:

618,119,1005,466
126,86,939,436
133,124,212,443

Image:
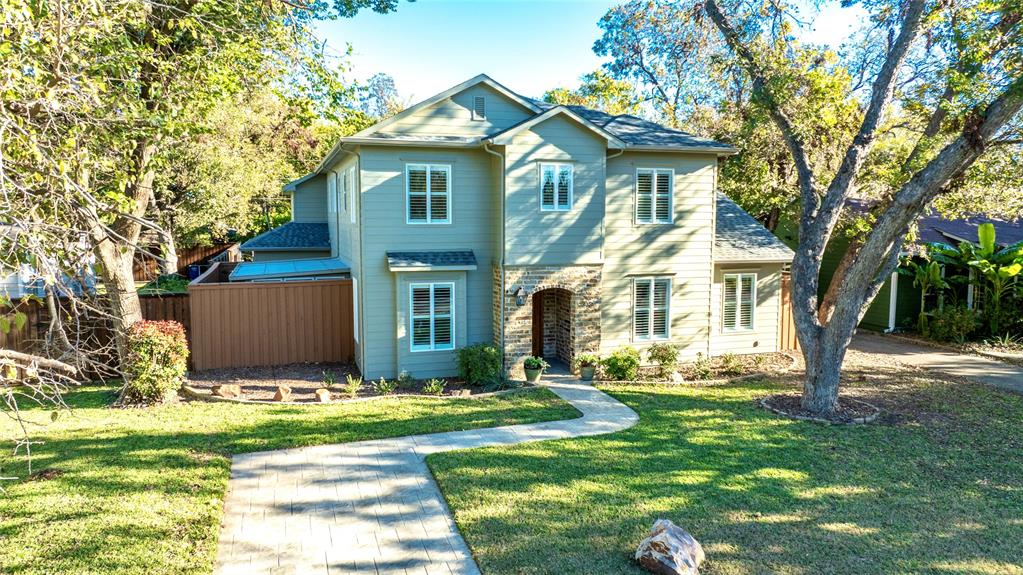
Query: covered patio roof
228,257,351,282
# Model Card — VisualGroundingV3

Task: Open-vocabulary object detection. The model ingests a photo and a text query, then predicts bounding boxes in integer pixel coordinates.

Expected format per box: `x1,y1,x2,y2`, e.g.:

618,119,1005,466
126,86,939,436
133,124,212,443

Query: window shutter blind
407,166,428,222
653,279,670,338
739,275,754,329
723,275,738,330
433,284,453,347
634,279,651,339
655,171,671,222
473,96,486,120
557,165,572,209
637,170,653,222
541,165,556,209
411,285,432,347
429,166,449,222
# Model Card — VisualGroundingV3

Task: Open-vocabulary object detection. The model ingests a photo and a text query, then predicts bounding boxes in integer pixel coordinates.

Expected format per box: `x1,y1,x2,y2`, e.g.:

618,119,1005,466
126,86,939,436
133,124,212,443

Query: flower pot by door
579,365,595,381
524,368,543,383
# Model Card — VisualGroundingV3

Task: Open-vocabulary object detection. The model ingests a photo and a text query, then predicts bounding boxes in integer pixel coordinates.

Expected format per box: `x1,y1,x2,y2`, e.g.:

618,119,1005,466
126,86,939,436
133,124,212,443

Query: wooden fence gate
189,277,354,370
779,271,800,352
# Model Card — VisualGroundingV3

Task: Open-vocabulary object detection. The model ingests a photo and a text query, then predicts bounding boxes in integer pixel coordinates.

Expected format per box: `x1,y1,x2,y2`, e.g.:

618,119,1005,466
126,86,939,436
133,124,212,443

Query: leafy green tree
543,70,642,116
1,0,400,386
698,0,1023,415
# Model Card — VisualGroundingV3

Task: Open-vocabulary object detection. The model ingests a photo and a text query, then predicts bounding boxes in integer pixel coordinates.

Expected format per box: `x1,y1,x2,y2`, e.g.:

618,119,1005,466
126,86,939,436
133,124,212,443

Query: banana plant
898,258,948,334
928,223,1023,335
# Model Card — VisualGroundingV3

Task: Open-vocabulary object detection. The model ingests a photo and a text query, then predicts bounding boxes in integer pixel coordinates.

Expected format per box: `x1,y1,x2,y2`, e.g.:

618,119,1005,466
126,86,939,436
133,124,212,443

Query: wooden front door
531,293,544,357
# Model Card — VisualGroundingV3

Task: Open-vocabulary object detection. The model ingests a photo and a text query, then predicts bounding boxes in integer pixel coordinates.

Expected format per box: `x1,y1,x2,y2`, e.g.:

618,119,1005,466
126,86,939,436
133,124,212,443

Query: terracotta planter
579,365,596,381
524,367,543,383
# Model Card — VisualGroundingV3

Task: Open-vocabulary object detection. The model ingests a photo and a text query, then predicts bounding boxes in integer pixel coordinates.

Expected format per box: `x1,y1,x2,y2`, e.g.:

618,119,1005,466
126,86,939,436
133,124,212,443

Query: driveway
851,333,1023,394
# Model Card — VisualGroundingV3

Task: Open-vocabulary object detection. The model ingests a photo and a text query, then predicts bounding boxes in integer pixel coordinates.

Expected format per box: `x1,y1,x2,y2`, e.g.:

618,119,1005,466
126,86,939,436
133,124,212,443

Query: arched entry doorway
531,287,574,366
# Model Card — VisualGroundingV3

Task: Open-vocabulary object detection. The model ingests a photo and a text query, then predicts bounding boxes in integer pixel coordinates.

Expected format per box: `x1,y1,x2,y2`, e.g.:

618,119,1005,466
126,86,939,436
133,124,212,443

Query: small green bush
692,353,713,380
926,306,978,343
646,343,679,377
457,344,503,386
372,377,397,395
122,320,189,404
601,346,641,381
719,353,743,376
343,374,362,399
422,378,446,396
397,370,415,388
322,370,338,387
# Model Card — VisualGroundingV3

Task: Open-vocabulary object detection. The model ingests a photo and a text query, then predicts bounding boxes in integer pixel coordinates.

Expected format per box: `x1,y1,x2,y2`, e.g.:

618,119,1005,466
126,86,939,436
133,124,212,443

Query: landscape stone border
759,394,881,425
179,383,538,406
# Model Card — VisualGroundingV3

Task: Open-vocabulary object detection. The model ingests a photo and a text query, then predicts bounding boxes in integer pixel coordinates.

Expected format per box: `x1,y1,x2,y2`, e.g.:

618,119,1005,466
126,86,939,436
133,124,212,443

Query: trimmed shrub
927,306,978,343
372,377,397,395
692,353,713,380
601,346,641,381
457,343,503,386
719,352,743,376
647,343,679,377
123,320,189,404
422,378,446,396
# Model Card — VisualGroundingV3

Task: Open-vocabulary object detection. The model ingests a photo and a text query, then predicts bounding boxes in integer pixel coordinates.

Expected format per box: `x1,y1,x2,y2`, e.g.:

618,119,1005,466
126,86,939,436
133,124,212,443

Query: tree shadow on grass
428,376,1023,575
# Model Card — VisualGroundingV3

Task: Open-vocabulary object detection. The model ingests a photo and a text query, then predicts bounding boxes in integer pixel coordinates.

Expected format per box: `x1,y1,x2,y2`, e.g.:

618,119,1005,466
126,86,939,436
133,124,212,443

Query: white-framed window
633,277,671,340
352,277,359,344
539,163,573,211
339,170,348,217
472,96,486,120
347,167,357,224
406,164,451,224
409,282,454,352
636,168,673,224
723,273,756,331
327,170,338,214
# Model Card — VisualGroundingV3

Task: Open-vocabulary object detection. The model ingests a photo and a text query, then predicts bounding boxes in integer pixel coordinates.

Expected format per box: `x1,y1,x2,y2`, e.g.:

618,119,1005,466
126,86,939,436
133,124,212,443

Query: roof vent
472,96,486,121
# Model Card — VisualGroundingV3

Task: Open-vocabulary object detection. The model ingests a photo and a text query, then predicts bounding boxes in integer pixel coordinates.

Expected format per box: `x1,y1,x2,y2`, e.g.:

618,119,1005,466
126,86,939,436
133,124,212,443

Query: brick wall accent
499,265,602,377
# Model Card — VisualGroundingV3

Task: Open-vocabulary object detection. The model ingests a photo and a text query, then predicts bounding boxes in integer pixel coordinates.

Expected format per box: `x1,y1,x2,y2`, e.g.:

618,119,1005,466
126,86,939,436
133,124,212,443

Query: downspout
336,145,365,374
482,142,506,364
709,158,719,358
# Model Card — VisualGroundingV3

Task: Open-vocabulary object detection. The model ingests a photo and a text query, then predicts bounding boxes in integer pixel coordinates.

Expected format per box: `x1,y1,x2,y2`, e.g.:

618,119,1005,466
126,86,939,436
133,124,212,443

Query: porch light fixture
511,286,526,306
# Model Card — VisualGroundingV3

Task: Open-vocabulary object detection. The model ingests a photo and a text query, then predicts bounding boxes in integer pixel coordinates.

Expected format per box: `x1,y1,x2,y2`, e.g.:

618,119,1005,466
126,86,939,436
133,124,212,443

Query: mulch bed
187,362,493,403
760,393,881,424
600,352,794,383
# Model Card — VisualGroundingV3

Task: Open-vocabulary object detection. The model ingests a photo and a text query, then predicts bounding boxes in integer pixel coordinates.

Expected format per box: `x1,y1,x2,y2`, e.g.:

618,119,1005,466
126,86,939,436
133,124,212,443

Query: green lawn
429,374,1023,575
0,385,578,575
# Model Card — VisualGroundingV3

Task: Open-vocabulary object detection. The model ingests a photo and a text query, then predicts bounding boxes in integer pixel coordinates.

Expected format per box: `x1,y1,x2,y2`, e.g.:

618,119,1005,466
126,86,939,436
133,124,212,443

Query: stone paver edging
181,383,536,406
760,395,881,425
214,372,638,575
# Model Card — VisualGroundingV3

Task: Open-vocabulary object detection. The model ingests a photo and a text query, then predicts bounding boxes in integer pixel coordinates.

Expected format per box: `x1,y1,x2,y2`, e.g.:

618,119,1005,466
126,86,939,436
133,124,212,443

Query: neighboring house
777,202,1023,332
234,74,794,378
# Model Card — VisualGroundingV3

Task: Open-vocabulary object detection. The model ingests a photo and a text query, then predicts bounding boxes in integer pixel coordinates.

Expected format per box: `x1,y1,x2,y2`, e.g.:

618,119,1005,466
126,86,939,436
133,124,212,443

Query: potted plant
575,353,600,381
523,356,549,383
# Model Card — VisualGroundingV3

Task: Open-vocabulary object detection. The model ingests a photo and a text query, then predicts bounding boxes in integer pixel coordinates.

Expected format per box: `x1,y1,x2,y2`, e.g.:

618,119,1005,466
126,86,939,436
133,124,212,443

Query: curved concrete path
214,372,638,575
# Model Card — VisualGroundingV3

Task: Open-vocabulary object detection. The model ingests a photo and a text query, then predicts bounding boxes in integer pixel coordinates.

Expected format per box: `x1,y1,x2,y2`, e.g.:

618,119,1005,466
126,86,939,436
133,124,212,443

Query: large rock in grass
273,385,292,402
211,384,241,398
314,388,331,403
635,519,704,575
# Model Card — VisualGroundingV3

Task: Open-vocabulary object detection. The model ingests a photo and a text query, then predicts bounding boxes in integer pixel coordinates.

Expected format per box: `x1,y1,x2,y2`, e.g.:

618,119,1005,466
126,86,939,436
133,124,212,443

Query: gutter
482,142,507,367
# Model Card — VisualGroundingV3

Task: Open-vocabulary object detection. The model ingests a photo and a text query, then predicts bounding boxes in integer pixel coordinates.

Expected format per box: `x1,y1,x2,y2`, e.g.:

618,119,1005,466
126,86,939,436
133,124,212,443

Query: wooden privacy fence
779,271,800,352
188,276,354,371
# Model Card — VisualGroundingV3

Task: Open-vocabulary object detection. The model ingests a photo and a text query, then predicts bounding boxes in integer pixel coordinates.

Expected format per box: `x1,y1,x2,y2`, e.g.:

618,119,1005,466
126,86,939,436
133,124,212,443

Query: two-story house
236,74,794,379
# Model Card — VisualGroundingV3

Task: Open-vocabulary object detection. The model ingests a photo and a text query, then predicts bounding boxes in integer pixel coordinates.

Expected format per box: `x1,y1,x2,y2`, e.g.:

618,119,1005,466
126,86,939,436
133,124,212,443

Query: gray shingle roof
386,250,478,271
527,99,735,152
240,222,330,251
715,193,795,262
844,198,1023,249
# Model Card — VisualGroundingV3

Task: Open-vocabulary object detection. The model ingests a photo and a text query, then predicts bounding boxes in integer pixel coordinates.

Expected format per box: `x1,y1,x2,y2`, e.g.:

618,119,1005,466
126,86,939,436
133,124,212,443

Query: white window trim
327,171,338,214
339,170,348,217
353,277,360,344
722,272,757,332
632,277,671,341
538,162,573,212
347,167,357,224
405,163,452,225
409,282,455,352
635,168,674,225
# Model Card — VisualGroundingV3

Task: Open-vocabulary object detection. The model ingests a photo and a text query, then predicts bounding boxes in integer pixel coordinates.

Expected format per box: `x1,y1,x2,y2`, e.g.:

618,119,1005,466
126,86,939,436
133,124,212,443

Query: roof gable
485,106,626,148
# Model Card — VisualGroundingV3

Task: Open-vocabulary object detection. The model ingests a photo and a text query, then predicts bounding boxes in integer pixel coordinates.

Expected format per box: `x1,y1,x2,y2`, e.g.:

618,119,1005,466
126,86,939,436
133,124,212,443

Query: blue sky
314,0,867,101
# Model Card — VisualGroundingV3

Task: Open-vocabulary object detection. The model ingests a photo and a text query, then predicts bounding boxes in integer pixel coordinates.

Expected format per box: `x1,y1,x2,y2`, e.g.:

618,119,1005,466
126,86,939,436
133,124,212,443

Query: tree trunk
159,230,178,276
94,239,143,367
800,322,855,414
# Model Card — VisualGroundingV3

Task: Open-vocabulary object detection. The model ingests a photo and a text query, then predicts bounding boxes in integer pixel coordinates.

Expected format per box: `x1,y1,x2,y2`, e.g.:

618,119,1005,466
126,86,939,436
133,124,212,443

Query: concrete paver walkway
851,333,1023,394
214,372,638,575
